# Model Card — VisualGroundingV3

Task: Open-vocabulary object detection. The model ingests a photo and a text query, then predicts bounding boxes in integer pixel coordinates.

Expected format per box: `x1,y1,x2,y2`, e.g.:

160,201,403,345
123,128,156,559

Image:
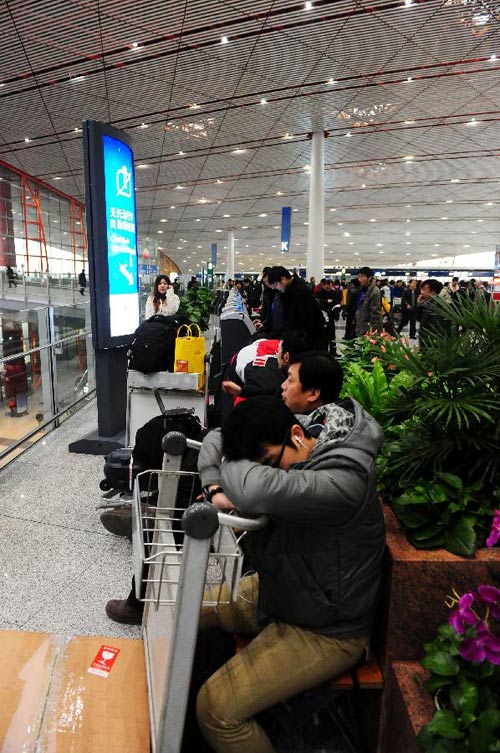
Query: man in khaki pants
197,394,385,753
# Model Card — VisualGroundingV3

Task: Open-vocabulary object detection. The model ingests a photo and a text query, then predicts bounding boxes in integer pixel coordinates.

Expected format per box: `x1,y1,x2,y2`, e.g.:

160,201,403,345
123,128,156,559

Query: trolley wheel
99,478,111,491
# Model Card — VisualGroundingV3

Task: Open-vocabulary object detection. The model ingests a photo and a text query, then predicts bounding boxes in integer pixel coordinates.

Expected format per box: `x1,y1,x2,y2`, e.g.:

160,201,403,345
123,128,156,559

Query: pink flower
427,371,434,377
404,354,409,360
449,592,478,634
371,356,378,363
380,345,386,352
459,622,500,665
486,510,500,548
477,585,500,620
369,339,377,344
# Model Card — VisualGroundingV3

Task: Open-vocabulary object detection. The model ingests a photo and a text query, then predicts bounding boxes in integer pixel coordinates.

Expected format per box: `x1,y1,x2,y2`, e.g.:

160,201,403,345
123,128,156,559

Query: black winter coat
281,275,326,344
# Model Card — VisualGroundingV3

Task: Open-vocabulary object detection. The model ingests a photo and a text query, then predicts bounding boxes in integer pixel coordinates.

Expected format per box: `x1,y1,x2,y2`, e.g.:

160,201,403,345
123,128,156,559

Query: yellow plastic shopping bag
174,324,206,389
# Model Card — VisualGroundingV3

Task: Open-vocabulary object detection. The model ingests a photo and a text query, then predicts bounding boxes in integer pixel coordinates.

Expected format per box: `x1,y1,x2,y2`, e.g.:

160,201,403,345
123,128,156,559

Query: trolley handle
217,511,268,531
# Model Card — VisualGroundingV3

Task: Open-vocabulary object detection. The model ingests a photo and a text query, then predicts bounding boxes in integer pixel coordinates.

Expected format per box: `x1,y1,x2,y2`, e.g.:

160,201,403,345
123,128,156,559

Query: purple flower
486,510,500,548
477,585,500,620
449,592,478,634
459,622,500,665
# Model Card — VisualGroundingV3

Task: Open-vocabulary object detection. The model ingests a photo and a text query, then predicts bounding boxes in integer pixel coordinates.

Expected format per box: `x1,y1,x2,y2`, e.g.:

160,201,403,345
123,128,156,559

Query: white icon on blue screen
116,165,132,198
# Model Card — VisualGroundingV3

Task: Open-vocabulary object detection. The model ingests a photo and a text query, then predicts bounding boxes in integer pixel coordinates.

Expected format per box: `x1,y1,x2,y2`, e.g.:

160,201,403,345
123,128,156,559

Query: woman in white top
145,275,180,319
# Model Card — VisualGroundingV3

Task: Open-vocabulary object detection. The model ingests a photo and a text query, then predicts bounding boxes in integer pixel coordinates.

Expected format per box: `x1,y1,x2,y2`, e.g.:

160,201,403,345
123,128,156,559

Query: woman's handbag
174,324,206,389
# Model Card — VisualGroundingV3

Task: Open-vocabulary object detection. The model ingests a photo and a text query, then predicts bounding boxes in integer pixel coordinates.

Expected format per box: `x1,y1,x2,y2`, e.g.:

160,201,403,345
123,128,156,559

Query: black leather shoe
100,507,133,540
105,598,143,625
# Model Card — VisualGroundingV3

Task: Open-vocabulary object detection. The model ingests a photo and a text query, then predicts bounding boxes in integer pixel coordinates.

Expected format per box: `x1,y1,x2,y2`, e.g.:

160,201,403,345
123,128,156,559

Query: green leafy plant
178,287,214,331
375,295,500,488
340,359,414,423
391,473,495,557
417,586,500,753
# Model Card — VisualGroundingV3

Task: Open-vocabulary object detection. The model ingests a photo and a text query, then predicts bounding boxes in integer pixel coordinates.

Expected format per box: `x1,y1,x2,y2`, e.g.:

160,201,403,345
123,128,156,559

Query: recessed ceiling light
71,75,85,82
327,78,336,85
343,232,350,237
434,244,440,247
189,103,201,110
216,229,223,232
446,200,453,203
349,241,354,245
137,164,148,168
0,83,5,88
282,133,293,139
293,209,299,212
329,208,336,211
223,214,231,218
53,176,62,180
345,132,352,137
304,221,309,226
485,201,494,206
260,99,267,105
160,218,167,222
232,148,247,154
406,76,413,82
305,1,313,9
370,218,376,223
450,178,460,183
406,219,411,223
441,216,448,220
74,127,82,133
490,54,497,61
221,36,229,44
158,230,163,234
404,120,415,124
404,155,414,161
241,226,249,229
178,151,185,155
361,184,366,188
376,243,383,247
259,213,268,217
24,137,32,143
138,122,148,129
170,205,176,209
463,244,471,248
175,185,185,189
405,231,411,236
405,242,411,245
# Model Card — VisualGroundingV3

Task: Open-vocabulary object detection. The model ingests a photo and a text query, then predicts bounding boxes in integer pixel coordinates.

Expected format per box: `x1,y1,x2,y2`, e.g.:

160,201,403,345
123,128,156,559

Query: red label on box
88,644,121,678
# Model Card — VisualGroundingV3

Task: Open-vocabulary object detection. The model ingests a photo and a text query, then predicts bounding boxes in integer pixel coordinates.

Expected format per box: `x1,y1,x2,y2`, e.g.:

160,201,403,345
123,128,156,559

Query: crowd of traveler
102,263,495,753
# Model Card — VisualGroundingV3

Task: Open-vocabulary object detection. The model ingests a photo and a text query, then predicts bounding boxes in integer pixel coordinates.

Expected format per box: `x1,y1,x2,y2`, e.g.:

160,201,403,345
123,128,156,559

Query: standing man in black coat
397,277,418,338
267,266,326,347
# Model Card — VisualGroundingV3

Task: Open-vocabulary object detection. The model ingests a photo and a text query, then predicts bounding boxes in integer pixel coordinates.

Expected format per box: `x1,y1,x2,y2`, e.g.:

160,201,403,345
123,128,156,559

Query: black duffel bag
127,314,189,374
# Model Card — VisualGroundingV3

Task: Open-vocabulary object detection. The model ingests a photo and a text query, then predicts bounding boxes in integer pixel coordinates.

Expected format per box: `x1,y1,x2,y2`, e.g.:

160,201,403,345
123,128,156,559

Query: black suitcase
100,447,142,492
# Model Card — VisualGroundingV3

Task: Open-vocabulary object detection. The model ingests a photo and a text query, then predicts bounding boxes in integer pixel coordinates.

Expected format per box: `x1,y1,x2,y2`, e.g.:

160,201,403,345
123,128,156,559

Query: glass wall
0,303,93,466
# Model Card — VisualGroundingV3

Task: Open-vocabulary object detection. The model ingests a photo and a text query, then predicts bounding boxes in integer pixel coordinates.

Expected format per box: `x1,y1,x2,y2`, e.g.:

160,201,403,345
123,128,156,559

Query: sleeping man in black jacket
196,394,386,753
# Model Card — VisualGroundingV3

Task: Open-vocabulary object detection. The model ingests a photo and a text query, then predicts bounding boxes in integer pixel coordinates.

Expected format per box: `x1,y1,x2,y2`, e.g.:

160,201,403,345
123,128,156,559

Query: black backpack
127,314,189,374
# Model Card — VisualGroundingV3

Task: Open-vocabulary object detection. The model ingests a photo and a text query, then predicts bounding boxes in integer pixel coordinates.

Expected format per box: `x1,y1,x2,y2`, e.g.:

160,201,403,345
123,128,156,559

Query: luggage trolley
132,432,267,753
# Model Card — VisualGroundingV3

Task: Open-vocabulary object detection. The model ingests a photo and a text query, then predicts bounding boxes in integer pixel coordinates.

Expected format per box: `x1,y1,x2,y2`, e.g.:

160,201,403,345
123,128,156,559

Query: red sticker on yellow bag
88,644,121,678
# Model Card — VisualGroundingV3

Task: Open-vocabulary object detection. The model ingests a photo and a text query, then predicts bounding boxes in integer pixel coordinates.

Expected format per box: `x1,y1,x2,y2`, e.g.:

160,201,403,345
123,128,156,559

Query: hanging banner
211,243,217,267
494,245,500,302
281,207,291,253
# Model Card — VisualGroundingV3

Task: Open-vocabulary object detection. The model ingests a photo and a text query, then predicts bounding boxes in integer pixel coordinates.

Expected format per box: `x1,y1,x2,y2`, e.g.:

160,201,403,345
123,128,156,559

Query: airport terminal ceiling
1,0,500,275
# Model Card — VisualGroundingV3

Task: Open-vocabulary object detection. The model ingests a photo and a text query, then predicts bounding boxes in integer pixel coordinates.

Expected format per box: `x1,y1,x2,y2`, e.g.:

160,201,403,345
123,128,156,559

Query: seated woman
145,275,180,319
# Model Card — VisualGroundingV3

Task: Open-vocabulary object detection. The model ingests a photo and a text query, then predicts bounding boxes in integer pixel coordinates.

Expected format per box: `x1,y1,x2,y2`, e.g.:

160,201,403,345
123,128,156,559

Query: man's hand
222,380,242,397
211,491,237,512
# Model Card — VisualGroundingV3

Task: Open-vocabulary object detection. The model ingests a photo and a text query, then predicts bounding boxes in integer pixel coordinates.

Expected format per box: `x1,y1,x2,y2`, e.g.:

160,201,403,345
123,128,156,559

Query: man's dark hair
281,330,310,361
421,278,443,295
289,351,344,403
452,276,459,283
262,266,271,276
222,396,309,461
358,266,373,278
267,266,292,284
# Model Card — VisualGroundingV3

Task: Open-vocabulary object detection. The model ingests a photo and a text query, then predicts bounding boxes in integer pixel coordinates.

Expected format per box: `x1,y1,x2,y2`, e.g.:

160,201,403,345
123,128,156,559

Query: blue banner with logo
211,243,217,267
281,207,291,253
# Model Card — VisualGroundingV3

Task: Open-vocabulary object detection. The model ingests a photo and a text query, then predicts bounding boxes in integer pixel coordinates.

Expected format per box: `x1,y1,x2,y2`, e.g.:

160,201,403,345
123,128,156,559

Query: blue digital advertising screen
102,134,140,339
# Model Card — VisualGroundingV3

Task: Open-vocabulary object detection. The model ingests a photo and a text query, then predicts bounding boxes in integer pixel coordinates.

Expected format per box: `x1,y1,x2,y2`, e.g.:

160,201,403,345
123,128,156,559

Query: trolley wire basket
131,452,267,753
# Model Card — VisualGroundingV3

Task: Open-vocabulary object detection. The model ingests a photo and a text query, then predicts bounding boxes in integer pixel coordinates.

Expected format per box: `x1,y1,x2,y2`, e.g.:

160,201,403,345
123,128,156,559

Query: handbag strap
189,323,202,338
176,323,192,337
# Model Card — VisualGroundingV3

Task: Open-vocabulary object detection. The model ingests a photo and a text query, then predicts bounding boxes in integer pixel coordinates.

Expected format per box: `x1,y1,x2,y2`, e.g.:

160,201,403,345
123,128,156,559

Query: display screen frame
83,120,140,350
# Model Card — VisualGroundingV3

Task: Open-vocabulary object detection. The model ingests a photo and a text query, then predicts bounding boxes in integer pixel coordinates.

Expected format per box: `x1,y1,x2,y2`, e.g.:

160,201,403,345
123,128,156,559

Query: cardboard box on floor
0,630,150,752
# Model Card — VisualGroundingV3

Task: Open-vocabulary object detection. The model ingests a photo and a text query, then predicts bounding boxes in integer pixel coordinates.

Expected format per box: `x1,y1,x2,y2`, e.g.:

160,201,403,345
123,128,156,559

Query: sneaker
105,598,143,625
